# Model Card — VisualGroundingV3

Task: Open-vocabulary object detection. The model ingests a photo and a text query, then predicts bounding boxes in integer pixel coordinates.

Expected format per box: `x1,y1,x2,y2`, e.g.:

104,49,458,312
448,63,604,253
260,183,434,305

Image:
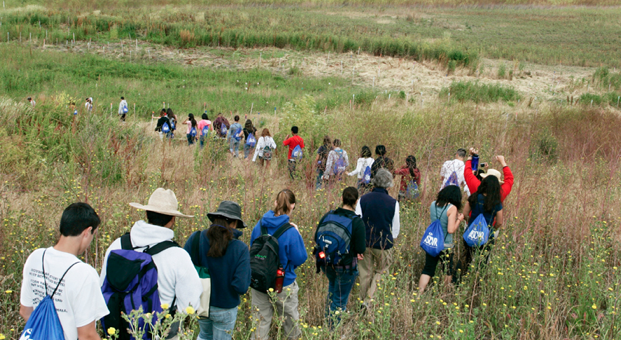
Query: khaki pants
251,281,301,340
358,248,393,303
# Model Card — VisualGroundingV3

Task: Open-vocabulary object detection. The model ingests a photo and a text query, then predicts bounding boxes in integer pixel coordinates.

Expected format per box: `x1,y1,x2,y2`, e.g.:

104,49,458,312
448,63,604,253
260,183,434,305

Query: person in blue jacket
184,201,251,340
250,189,307,340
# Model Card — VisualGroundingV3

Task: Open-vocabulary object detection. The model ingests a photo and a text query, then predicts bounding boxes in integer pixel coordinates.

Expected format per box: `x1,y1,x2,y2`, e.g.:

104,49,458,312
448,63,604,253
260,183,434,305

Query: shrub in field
497,63,507,79
530,128,558,163
440,81,520,103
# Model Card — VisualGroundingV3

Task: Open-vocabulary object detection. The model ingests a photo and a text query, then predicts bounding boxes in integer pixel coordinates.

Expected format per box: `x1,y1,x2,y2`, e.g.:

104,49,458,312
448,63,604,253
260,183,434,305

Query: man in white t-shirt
20,203,109,340
118,96,128,122
100,188,202,340
440,148,470,196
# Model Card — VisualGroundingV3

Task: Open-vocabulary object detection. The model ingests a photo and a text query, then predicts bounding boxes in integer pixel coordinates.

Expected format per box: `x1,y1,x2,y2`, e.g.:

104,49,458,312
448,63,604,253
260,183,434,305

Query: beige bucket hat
480,169,504,184
129,188,194,218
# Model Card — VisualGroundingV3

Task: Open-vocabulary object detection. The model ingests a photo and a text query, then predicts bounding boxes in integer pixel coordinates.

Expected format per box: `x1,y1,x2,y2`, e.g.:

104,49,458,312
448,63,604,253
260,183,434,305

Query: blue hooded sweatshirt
184,228,251,309
250,211,308,287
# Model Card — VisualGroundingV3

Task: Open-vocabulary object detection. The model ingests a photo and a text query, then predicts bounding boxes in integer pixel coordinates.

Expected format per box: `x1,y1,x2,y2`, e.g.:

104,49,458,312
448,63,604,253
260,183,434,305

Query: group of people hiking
18,130,513,340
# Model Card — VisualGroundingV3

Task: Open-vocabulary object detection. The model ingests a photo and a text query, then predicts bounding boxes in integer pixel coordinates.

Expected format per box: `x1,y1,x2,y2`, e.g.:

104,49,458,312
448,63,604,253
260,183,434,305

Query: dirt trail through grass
35,40,600,104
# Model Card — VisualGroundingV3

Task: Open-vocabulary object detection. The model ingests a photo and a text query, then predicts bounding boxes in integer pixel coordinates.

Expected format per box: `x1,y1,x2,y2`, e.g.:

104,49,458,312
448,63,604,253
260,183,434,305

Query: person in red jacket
283,126,305,180
464,148,514,202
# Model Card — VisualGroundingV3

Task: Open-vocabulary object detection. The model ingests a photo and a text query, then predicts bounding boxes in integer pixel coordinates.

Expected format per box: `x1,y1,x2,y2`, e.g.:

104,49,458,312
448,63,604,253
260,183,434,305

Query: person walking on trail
197,113,212,149
315,187,366,327
214,113,230,139
348,145,375,196
460,175,504,279
118,97,128,122
355,169,400,308
252,128,277,168
227,115,244,157
395,155,422,202
250,189,307,340
322,139,350,186
370,145,395,179
314,135,333,190
418,186,464,294
27,97,36,108
85,97,93,113
167,108,178,138
283,126,305,180
100,188,202,340
464,148,514,203
183,113,199,146
243,119,258,160
184,201,251,340
155,109,172,141
20,203,109,340
440,148,469,196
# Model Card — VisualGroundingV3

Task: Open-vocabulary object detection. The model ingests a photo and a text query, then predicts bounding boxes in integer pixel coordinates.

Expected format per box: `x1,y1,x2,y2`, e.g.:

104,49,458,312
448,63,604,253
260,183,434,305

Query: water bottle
275,267,285,293
471,154,480,172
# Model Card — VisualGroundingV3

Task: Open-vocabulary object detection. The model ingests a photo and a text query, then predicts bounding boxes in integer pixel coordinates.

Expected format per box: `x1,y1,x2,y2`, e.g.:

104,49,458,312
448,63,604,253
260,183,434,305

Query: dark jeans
187,134,195,145
422,249,454,278
322,265,358,327
288,159,297,180
462,236,496,278
243,144,253,159
120,113,126,121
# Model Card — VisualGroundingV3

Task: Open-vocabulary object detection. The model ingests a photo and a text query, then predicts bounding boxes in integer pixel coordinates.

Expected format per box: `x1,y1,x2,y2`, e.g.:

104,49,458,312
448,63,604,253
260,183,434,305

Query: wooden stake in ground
250,103,254,115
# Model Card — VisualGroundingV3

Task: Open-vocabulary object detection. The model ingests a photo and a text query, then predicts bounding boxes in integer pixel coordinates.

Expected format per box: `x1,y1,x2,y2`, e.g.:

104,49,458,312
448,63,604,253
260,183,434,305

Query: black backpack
249,222,293,293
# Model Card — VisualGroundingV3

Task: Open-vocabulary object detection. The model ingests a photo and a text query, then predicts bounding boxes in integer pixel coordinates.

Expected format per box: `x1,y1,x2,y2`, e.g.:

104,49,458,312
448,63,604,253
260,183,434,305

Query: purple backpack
101,233,179,340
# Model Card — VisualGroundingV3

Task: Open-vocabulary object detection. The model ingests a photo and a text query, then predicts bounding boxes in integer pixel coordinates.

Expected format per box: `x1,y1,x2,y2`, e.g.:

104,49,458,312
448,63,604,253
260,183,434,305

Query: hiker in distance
243,119,258,160
355,169,400,309
100,188,202,340
27,97,36,108
155,109,172,141
322,139,350,187
118,96,128,122
197,113,213,149
228,115,244,157
440,148,469,195
252,128,277,168
464,148,514,203
314,135,333,190
184,201,251,340
20,203,109,340
250,189,307,340
283,126,305,180
347,145,374,196
370,145,395,178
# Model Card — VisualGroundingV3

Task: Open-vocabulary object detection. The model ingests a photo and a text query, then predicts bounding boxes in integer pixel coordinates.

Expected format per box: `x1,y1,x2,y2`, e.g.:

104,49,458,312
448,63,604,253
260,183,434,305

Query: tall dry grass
1,96,620,339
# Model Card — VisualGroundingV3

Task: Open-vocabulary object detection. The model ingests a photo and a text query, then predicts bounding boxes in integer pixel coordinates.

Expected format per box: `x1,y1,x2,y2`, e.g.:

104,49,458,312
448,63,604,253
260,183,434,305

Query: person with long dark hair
461,175,504,277
250,189,307,340
252,128,277,168
242,119,257,160
314,135,333,190
184,201,250,340
348,146,374,195
182,113,198,146
167,108,177,137
395,155,421,201
370,145,395,179
418,186,464,293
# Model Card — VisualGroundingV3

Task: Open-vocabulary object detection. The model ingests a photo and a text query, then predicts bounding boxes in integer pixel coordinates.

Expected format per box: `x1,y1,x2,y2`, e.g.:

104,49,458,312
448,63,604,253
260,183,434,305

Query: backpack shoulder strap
272,223,294,239
145,240,180,256
120,233,133,250
260,220,268,235
191,231,204,267
51,261,80,298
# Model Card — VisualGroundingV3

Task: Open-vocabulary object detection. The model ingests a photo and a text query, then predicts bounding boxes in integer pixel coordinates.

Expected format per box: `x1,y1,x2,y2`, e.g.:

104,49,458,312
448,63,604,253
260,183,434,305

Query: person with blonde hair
252,128,277,168
250,189,307,340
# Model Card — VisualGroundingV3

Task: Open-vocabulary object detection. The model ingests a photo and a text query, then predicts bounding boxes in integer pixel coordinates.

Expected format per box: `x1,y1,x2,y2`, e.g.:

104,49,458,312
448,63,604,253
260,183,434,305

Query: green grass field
1,2,621,340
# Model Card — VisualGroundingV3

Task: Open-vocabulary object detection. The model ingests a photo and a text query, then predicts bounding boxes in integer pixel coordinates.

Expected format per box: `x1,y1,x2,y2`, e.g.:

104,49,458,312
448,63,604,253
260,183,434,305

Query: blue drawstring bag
463,213,491,247
220,124,228,136
122,105,128,114
247,133,257,147
162,122,170,134
420,206,448,257
292,145,303,160
202,125,210,137
20,250,79,340
190,127,197,138
361,166,372,185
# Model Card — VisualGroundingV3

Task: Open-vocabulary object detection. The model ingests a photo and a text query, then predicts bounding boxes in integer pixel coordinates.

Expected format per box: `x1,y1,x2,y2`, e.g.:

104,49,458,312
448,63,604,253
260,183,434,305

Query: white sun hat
129,188,193,218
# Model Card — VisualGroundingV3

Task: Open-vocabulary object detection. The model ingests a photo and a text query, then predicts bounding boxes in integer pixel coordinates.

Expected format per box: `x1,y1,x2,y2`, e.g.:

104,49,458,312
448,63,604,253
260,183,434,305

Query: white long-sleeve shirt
323,148,349,177
100,220,202,310
252,136,277,162
118,100,128,114
348,157,374,179
355,199,401,240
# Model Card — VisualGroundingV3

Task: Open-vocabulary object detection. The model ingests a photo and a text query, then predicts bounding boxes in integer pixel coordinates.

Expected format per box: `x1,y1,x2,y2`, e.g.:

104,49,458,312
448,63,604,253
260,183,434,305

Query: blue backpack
233,128,242,142
246,133,257,147
443,171,459,189
202,125,210,137
420,206,448,257
101,233,179,340
292,145,303,160
361,165,372,184
463,212,492,247
405,181,420,200
162,122,170,134
20,250,79,340
220,124,228,137
314,211,354,266
190,126,197,138
123,105,128,114
333,150,346,175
